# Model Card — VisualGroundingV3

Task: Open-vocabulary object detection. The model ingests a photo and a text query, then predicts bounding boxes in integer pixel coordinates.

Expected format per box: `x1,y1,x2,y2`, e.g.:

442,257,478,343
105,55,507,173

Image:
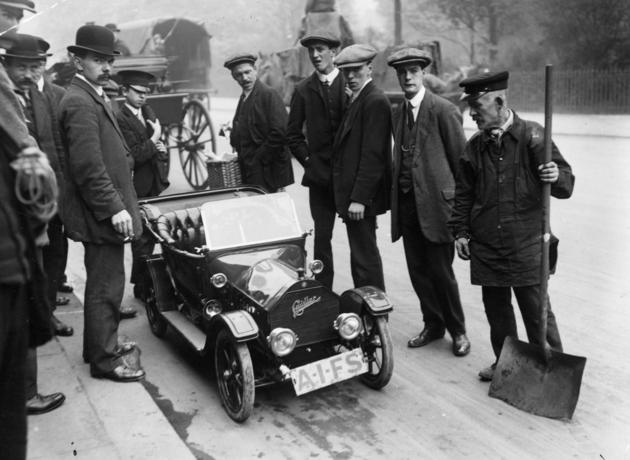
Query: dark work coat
116,104,169,198
286,71,347,188
58,77,142,244
391,91,466,243
230,80,294,191
332,80,391,218
449,112,575,286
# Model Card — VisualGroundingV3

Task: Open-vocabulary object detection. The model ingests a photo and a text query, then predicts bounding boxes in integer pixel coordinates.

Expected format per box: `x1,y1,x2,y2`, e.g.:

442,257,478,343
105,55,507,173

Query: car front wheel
145,286,168,338
360,316,393,389
214,329,255,423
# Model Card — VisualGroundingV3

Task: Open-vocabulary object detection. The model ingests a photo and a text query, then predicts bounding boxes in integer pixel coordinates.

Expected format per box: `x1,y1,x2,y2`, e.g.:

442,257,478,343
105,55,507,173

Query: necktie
406,101,415,130
101,92,112,110
487,127,503,142
16,89,34,124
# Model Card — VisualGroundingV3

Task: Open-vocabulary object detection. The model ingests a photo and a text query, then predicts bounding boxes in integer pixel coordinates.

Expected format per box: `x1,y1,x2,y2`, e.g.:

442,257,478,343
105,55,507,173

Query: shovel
488,65,586,420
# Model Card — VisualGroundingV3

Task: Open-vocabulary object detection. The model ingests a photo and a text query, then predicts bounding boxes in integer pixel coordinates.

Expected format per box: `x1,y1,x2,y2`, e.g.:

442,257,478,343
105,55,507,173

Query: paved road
62,104,630,459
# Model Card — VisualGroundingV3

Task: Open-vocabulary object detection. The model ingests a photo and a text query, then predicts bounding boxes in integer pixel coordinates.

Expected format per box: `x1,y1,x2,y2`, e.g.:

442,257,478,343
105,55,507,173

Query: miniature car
139,187,393,422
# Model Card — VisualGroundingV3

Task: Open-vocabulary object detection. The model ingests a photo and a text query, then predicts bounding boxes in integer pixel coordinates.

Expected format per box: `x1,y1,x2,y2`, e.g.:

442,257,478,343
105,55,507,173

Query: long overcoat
332,80,391,218
390,91,466,243
58,77,141,244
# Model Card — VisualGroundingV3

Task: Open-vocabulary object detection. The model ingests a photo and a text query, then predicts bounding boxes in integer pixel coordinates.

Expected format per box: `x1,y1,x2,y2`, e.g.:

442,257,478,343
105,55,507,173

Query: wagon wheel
145,286,168,338
214,329,255,423
178,99,216,190
360,316,394,389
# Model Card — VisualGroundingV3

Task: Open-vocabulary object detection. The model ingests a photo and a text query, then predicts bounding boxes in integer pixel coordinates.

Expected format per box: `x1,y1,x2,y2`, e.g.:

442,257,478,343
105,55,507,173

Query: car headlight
211,273,227,289
202,299,222,319
267,328,297,357
334,313,362,340
309,260,324,275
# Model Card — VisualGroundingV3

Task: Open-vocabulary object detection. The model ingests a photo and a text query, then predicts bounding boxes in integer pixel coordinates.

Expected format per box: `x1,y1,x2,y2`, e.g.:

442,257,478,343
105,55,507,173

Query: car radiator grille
269,283,339,346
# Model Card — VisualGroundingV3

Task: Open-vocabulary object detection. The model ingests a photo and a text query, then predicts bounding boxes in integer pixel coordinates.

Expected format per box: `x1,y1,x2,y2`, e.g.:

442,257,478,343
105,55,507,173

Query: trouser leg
481,286,518,359
42,215,66,309
513,285,563,352
308,185,336,289
345,216,384,290
0,283,28,460
83,242,124,374
24,347,37,399
130,232,154,287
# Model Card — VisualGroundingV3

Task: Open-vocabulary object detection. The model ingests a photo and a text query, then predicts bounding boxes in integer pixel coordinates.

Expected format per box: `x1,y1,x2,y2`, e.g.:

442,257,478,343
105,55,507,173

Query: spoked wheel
214,329,255,423
360,316,394,389
177,99,216,190
145,286,168,338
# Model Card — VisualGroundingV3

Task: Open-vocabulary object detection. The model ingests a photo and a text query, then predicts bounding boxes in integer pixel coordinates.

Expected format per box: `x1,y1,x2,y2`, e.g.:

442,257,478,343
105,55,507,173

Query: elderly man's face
74,52,114,86
307,42,336,74
342,62,371,93
467,92,503,130
396,64,424,98
231,62,257,93
4,58,44,91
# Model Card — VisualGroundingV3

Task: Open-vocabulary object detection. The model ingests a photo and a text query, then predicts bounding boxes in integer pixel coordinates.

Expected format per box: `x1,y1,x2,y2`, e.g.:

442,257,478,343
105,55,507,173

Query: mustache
19,78,35,86
97,74,110,80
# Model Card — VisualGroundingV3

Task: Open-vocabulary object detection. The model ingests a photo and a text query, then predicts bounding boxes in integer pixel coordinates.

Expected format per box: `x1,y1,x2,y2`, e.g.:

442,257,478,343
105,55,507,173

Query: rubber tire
360,316,394,390
145,286,168,338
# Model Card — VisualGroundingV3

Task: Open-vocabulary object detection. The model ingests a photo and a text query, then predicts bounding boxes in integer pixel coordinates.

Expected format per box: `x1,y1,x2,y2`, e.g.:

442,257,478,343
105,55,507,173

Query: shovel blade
489,336,586,420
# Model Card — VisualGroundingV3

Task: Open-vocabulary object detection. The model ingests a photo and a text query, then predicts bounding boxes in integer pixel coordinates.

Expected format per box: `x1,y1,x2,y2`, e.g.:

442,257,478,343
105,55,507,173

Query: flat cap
0,0,36,13
387,47,432,69
3,33,50,60
459,70,509,100
224,52,257,70
300,30,340,48
117,69,155,92
334,44,377,69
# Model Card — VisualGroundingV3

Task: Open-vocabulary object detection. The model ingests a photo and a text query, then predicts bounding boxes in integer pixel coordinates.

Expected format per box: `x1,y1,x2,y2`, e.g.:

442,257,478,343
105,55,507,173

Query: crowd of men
0,1,574,458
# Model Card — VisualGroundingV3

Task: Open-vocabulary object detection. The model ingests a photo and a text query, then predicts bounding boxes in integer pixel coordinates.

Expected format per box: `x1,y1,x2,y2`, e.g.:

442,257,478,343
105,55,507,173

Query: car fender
210,311,259,343
340,286,393,317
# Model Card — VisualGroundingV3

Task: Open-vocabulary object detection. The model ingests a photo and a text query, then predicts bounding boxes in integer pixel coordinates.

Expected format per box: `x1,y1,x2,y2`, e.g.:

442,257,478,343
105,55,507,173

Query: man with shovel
450,71,574,382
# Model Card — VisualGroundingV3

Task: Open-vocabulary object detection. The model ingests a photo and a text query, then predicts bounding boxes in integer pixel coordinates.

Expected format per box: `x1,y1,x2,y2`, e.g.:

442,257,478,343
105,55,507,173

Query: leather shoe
119,305,137,319
407,327,444,348
115,340,137,355
56,296,70,306
58,282,73,293
478,363,497,382
92,364,145,382
26,392,65,415
452,334,471,357
52,314,73,337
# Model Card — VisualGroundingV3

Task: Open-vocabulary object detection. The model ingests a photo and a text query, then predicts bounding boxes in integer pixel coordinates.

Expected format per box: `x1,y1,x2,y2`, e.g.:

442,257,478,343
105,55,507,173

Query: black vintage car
139,187,394,422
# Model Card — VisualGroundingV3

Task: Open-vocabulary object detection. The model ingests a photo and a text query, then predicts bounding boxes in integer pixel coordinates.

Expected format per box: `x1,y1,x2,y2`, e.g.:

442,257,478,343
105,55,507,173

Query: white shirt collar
317,67,339,85
405,86,425,120
76,73,104,96
36,77,44,92
125,102,141,116
500,109,514,132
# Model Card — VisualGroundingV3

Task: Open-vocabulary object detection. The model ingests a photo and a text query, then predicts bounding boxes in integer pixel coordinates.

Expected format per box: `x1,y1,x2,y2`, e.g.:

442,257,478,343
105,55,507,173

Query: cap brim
129,84,150,93
300,37,340,48
389,58,432,69
0,1,36,13
336,61,370,69
67,45,120,57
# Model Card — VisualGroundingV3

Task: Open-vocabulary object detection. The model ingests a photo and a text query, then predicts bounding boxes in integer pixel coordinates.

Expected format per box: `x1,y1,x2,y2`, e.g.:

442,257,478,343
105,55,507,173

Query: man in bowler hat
450,71,574,380
387,48,470,356
59,24,144,382
287,30,347,289
226,52,294,192
116,69,169,301
331,44,391,290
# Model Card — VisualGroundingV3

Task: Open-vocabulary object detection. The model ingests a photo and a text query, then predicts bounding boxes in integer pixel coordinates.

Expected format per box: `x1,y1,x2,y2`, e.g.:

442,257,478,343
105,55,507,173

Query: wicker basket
206,158,242,189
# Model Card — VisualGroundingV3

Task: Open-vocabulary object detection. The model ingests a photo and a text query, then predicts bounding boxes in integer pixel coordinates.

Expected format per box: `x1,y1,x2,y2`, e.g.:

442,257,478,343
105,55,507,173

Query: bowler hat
300,30,340,48
459,70,509,100
0,0,36,13
3,33,50,60
67,24,120,57
117,69,155,92
224,52,257,70
334,44,377,69
387,48,432,69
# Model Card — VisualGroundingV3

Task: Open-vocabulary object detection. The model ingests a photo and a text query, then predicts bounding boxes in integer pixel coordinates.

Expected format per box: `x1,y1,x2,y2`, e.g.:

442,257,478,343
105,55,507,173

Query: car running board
161,310,206,352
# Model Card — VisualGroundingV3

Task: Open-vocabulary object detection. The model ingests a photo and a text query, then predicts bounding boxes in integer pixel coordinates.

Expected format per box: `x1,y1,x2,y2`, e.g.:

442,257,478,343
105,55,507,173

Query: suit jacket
116,103,169,198
287,71,347,188
332,80,391,218
230,80,293,191
58,76,141,244
391,90,466,244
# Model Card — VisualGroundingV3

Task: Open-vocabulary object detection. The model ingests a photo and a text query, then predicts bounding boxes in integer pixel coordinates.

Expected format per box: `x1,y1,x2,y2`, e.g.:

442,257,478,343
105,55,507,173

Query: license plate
290,348,368,396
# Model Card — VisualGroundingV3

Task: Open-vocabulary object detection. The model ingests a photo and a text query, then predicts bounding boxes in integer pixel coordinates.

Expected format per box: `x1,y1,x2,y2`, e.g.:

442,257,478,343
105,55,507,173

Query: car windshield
200,192,303,250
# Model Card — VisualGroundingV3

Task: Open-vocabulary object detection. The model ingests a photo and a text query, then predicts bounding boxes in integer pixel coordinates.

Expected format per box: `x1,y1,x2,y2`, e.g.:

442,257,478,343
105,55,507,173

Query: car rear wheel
214,329,255,423
145,286,168,338
360,316,393,389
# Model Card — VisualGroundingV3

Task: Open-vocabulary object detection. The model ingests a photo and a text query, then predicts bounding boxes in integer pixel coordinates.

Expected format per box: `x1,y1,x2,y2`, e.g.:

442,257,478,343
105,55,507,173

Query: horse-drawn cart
113,17,216,190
